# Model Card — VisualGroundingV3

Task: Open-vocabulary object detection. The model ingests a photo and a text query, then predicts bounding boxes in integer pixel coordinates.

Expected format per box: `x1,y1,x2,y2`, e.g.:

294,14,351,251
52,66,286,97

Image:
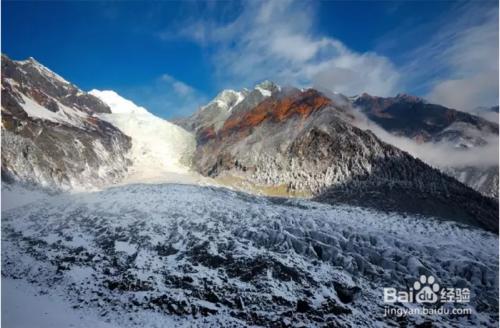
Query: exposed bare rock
1,54,131,190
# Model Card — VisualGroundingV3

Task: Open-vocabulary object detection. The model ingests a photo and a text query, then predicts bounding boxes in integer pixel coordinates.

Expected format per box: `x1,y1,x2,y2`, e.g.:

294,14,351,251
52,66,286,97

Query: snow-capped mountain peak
255,80,281,96
89,90,149,115
175,81,281,137
203,89,246,113
1,54,130,190
201,81,281,114
394,93,424,103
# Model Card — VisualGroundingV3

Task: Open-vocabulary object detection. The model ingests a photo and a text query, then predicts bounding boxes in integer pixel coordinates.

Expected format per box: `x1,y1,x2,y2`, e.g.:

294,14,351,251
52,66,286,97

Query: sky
2,0,498,119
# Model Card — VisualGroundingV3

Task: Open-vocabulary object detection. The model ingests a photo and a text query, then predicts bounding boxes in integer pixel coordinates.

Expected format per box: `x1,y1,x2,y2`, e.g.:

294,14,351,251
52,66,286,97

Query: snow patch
89,90,149,115
202,89,245,113
115,241,137,255
255,86,272,97
2,278,116,328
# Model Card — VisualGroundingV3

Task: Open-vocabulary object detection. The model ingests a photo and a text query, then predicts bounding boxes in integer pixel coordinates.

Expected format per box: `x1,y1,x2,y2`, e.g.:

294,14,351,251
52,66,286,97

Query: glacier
2,183,498,327
89,90,212,186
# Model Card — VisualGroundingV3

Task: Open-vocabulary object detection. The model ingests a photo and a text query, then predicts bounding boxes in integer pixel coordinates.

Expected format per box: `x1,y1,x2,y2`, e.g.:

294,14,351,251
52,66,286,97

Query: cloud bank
352,109,499,168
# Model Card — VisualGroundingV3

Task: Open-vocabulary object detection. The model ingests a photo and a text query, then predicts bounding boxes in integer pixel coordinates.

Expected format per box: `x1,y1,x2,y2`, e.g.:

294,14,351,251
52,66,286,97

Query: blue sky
2,0,498,119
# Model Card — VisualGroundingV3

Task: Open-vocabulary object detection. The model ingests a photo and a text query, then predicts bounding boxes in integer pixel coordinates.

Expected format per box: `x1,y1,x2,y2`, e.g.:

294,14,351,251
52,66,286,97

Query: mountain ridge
1,55,497,232
1,54,132,190
353,92,499,198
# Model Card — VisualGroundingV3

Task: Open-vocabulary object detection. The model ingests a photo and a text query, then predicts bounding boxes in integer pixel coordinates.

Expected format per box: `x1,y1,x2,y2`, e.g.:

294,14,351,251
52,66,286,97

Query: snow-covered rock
1,54,131,191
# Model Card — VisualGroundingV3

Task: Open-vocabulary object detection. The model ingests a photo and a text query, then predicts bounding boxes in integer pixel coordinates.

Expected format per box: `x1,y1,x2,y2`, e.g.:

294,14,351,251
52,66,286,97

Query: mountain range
1,54,498,232
177,85,498,232
1,54,499,327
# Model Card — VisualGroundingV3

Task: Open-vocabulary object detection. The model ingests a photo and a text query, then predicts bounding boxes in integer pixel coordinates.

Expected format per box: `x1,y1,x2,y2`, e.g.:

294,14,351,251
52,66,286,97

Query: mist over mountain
352,93,499,198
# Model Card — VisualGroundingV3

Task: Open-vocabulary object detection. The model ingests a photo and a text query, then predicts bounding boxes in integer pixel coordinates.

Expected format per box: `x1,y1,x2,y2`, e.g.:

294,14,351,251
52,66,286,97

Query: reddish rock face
190,87,499,232
220,89,332,138
356,93,395,119
354,93,499,139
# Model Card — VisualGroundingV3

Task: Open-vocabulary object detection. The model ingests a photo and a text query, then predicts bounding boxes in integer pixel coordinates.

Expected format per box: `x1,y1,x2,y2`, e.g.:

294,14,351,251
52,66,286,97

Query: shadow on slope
315,155,499,233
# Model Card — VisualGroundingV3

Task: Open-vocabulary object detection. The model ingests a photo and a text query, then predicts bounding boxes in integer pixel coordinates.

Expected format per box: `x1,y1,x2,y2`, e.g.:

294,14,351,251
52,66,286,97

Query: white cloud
160,74,195,96
352,108,499,168
400,4,498,111
175,0,400,96
427,75,498,112
310,50,399,96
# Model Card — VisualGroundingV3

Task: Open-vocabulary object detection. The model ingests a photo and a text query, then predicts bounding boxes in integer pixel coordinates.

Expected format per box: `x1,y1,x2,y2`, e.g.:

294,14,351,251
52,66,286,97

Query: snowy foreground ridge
2,183,498,327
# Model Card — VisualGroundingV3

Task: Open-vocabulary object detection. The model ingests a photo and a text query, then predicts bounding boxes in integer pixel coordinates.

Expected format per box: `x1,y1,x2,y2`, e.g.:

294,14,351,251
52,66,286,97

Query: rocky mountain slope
1,54,211,190
188,87,498,232
1,55,131,190
353,93,499,198
353,93,498,143
2,184,498,327
443,165,499,198
175,81,280,144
